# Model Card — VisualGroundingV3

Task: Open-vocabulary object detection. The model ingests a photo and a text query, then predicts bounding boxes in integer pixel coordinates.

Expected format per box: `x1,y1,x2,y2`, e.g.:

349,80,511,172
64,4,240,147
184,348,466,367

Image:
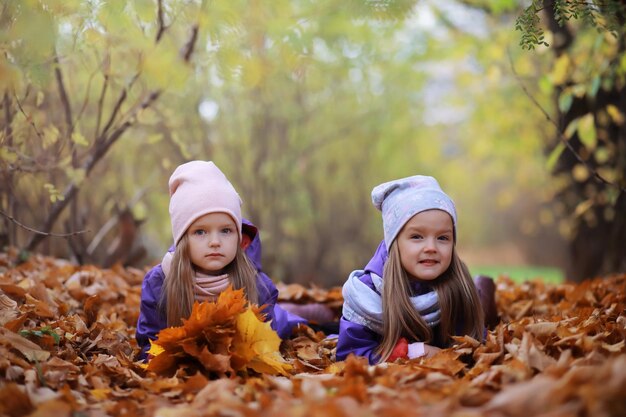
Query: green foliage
43,184,64,203
470,265,564,284
516,0,625,50
19,326,61,345
516,1,548,49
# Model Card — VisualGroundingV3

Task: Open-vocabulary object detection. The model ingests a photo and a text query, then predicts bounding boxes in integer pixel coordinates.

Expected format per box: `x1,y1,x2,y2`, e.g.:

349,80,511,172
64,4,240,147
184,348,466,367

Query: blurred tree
514,0,626,280
0,0,198,263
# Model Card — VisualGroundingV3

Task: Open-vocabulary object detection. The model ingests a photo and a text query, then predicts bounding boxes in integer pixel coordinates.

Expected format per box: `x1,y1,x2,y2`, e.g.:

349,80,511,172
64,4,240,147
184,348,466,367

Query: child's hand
424,344,441,358
407,342,424,359
407,342,441,359
387,337,409,362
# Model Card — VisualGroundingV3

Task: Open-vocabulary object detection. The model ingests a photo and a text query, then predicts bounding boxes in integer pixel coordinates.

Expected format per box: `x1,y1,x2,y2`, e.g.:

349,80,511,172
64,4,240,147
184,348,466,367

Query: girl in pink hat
136,161,302,359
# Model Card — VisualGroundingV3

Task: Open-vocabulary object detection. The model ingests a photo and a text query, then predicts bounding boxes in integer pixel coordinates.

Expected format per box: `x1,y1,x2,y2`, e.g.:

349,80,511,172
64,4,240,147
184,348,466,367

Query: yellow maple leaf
232,309,292,376
90,388,111,400
147,339,165,357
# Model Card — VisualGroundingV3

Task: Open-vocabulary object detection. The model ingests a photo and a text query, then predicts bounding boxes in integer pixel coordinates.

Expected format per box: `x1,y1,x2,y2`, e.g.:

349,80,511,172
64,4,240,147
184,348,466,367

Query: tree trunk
544,2,626,281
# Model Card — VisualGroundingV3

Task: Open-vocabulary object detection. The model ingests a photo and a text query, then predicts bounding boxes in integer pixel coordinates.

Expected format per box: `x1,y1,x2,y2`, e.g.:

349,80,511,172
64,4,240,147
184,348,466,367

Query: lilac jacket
336,241,445,364
136,218,305,359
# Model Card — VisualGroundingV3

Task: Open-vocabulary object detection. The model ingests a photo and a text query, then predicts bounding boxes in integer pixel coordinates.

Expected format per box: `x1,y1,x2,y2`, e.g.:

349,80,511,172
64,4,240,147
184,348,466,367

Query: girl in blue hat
337,175,495,364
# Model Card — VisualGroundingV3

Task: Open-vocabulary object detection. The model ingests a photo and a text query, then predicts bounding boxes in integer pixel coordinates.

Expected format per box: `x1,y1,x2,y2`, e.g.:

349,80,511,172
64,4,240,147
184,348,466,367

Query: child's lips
419,259,438,266
206,253,223,257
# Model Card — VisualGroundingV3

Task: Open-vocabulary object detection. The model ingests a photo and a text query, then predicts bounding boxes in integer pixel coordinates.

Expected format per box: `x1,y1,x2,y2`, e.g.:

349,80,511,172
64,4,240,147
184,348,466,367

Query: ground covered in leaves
1,251,625,417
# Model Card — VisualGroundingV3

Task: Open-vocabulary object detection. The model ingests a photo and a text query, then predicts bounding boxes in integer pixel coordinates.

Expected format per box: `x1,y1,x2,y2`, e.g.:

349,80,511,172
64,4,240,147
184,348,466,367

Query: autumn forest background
1,1,626,417
1,1,625,283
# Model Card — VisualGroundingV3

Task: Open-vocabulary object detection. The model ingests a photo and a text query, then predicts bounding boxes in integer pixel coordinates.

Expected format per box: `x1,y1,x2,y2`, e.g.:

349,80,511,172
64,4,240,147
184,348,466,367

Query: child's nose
208,233,220,245
424,237,437,251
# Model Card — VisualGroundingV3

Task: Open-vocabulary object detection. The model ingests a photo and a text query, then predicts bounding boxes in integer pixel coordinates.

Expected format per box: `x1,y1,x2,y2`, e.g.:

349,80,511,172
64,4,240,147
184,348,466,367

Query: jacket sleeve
255,272,278,326
273,304,307,339
336,317,381,365
256,272,305,339
136,265,166,360
336,271,382,365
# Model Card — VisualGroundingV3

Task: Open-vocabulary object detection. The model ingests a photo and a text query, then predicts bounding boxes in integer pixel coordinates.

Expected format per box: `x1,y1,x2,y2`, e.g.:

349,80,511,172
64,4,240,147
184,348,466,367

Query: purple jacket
136,218,305,359
336,241,445,364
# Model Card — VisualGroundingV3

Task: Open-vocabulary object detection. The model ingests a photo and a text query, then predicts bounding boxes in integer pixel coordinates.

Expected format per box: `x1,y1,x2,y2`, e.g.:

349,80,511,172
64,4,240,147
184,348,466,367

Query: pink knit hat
168,161,242,244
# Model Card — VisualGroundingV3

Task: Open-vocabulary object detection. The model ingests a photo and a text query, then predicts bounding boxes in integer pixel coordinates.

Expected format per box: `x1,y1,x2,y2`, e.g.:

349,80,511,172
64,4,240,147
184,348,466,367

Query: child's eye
193,229,206,236
411,234,422,240
221,228,233,234
438,235,450,241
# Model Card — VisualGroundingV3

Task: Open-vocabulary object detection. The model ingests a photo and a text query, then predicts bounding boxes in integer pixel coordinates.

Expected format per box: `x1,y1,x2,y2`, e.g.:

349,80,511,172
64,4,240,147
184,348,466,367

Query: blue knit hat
371,175,457,249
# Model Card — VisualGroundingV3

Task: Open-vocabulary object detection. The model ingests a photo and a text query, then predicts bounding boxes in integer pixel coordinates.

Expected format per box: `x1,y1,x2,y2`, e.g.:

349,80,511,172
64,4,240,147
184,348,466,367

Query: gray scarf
342,270,441,335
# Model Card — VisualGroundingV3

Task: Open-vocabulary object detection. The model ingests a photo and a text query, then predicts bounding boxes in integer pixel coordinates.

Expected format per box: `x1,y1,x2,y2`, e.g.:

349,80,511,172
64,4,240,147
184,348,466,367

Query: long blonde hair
160,234,259,327
376,241,484,362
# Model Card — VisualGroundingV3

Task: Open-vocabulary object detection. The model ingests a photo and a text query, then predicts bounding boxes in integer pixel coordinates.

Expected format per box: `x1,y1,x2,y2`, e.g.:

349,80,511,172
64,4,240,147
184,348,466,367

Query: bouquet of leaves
146,287,292,378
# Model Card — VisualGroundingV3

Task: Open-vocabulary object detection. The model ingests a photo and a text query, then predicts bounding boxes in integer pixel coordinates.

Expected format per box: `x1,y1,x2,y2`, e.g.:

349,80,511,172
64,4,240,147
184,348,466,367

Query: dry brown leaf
28,399,74,417
0,327,50,362
0,383,34,417
418,349,467,376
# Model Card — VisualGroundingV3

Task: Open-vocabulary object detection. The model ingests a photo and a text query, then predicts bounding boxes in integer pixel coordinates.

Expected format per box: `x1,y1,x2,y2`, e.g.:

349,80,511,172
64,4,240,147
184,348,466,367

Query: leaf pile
146,287,291,378
1,249,625,417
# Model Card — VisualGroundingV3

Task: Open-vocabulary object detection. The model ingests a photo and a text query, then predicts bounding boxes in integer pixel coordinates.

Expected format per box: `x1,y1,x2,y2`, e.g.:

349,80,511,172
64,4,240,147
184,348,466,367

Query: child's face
186,212,239,274
396,209,454,282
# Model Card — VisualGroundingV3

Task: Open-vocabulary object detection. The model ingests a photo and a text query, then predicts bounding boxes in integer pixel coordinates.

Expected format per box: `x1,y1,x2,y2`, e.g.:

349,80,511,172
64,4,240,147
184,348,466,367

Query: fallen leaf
232,309,292,376
0,327,50,362
0,383,34,417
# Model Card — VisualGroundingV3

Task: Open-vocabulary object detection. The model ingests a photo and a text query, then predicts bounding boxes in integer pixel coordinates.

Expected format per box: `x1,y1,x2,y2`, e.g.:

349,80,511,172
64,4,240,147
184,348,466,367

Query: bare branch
24,21,196,252
2,92,16,243
102,90,161,149
86,214,118,256
156,0,166,42
25,89,161,251
86,186,149,255
99,88,127,140
13,93,44,141
0,147,85,173
99,73,140,140
95,55,110,138
507,49,626,193
74,69,98,132
54,54,84,257
182,24,199,62
54,54,74,138
0,209,88,238
3,92,13,146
